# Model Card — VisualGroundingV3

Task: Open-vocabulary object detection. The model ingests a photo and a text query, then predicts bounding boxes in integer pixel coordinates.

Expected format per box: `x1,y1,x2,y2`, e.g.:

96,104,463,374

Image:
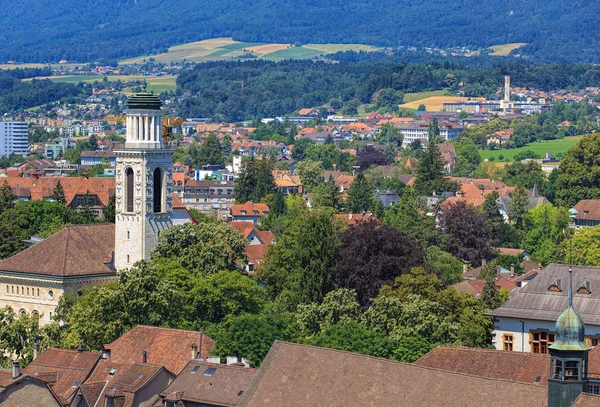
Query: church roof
0,224,115,278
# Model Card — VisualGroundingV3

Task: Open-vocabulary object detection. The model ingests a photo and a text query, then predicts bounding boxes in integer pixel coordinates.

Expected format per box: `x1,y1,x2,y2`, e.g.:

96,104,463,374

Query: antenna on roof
142,58,148,92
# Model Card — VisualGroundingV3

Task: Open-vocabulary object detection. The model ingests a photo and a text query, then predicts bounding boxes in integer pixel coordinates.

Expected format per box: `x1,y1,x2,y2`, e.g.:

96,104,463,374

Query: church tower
548,266,591,407
114,91,173,271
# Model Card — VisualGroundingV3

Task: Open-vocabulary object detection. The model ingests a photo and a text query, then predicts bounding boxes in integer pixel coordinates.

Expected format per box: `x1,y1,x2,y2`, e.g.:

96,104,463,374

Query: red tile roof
238,341,548,407
2,176,115,207
415,346,550,385
230,202,269,217
103,325,215,375
0,224,116,277
334,213,377,226
573,393,600,407
573,200,600,221
23,348,101,405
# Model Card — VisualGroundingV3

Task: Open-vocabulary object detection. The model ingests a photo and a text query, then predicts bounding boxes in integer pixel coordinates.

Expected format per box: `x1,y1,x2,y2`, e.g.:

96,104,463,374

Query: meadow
479,136,582,161
23,75,177,93
400,95,485,111
119,38,381,64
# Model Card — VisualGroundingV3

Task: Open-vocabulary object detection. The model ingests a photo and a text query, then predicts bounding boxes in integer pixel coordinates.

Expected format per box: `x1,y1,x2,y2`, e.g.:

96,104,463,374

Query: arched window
125,168,134,212
153,168,163,213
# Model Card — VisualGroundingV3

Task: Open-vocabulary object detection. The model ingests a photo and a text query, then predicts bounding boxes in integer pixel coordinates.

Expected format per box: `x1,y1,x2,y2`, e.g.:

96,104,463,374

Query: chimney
504,76,510,102
33,342,40,361
482,258,487,266
511,264,515,276
11,360,20,380
463,263,468,273
191,344,198,360
77,344,86,353
142,350,147,364
102,347,111,360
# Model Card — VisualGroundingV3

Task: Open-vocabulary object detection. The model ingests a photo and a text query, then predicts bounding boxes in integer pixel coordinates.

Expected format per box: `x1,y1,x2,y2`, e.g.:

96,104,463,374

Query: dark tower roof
127,92,162,110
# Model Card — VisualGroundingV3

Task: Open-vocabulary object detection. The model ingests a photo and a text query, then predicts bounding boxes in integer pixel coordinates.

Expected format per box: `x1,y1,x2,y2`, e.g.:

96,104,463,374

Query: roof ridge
61,226,71,276
273,341,549,390
425,345,550,358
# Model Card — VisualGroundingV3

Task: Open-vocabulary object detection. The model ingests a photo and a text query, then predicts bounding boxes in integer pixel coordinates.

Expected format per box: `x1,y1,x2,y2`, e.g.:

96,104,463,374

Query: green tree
258,210,341,309
427,118,440,143
417,104,426,112
312,176,342,211
571,225,600,266
269,189,286,217
346,172,374,213
0,307,41,366
521,204,569,265
555,133,600,207
296,159,324,190
425,246,464,285
0,181,16,214
152,223,247,276
480,264,501,309
383,186,439,249
103,195,115,223
52,179,66,205
63,148,81,164
295,288,361,336
452,138,481,177
198,133,225,166
212,311,297,367
414,143,458,195
234,156,276,203
0,203,30,258
507,186,529,229
480,191,518,248
79,190,98,223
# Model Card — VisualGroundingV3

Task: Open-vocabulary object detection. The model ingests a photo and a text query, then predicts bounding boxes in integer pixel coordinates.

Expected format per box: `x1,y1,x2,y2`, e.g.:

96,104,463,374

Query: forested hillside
175,59,600,122
2,0,599,63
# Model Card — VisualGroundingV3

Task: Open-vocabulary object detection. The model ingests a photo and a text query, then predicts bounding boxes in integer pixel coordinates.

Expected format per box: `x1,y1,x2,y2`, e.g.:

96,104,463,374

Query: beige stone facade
0,272,117,325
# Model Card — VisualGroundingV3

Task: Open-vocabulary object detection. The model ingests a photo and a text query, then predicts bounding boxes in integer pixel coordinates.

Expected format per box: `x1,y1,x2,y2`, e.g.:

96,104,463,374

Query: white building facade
0,121,28,157
114,92,173,271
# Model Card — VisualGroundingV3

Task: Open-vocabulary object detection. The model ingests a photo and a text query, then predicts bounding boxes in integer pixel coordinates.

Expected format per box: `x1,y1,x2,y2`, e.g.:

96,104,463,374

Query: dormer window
548,278,562,292
577,280,592,295
241,210,246,215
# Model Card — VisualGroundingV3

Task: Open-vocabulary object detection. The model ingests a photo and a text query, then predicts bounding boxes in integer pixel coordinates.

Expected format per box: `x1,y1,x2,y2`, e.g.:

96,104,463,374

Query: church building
0,91,188,324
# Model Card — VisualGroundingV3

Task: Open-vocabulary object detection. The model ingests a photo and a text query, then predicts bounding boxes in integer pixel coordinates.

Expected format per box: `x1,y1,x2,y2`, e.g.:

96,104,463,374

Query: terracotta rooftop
238,341,548,407
572,393,600,406
159,361,255,406
103,325,215,376
573,200,600,221
230,202,269,217
0,224,115,277
334,213,377,226
23,348,101,405
415,346,550,386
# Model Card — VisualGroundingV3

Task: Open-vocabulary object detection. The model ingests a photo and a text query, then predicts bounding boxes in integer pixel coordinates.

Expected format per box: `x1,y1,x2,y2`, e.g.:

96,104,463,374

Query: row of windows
6,285,53,300
502,330,600,353
185,189,233,195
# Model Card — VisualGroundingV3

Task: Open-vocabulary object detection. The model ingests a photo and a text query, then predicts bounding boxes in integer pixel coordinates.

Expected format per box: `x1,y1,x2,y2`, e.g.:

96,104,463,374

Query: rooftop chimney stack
102,347,111,360
11,360,20,380
33,342,40,361
78,344,86,353
191,344,198,360
504,76,510,102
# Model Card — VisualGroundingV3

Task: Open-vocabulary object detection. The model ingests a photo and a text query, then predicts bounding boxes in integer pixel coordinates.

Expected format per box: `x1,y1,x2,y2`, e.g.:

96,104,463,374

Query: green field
23,75,177,93
119,38,381,64
403,90,448,104
479,136,582,161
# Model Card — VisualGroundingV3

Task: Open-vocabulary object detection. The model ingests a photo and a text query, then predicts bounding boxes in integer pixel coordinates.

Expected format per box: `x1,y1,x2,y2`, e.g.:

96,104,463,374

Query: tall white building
0,121,29,157
114,92,173,271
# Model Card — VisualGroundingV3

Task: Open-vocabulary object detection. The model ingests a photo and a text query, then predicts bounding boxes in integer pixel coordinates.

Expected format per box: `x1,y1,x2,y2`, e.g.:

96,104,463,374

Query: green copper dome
549,305,591,351
127,92,162,110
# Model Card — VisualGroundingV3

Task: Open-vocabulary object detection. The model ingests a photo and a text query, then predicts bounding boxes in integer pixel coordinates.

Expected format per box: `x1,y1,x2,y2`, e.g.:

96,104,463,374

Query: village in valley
0,5,600,406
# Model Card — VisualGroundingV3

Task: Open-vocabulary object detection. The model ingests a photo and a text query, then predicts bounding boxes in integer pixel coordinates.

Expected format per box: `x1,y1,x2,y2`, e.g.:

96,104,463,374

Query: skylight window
204,367,216,376
191,365,200,374
109,368,117,376
237,390,244,396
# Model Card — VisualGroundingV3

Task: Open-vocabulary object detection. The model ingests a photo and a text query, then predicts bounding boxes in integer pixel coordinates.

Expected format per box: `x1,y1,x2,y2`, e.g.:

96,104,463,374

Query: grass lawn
23,74,178,93
479,136,582,161
262,47,325,60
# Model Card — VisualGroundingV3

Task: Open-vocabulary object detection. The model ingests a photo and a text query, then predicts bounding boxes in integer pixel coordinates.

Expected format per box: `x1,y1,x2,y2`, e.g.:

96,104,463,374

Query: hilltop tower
114,92,173,271
547,266,591,407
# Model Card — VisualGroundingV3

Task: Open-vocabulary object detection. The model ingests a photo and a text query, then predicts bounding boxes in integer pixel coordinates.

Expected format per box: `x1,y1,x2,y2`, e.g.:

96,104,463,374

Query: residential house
156,360,255,407
0,374,63,407
572,200,600,228
437,142,456,171
497,183,549,222
230,202,269,224
334,174,354,194
486,129,513,147
229,221,276,273
334,213,377,227
297,108,320,118
80,150,116,168
375,189,400,208
273,170,303,195
182,180,236,221
488,264,600,353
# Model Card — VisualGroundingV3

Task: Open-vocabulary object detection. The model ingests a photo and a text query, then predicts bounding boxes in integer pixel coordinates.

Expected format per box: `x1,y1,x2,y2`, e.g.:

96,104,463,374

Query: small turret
548,266,591,407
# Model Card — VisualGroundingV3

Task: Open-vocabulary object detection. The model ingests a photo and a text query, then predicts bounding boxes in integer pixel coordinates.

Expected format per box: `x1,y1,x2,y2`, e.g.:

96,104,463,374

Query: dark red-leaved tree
335,220,424,306
439,200,495,266
357,146,390,170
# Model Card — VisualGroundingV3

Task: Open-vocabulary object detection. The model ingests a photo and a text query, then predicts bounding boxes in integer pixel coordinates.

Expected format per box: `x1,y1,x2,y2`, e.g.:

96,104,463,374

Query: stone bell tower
114,92,173,271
